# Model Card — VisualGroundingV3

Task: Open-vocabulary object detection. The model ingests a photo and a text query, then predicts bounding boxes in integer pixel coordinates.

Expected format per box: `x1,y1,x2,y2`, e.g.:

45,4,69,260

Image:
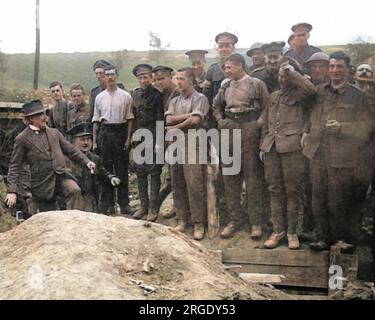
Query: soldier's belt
224,110,259,121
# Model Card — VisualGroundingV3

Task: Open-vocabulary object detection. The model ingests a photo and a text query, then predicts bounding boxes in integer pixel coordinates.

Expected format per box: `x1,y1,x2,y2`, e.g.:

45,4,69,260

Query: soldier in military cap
88,59,126,121
251,41,285,94
247,42,265,72
67,122,120,213
152,65,180,219
285,22,321,75
5,100,96,213
305,52,330,85
287,33,296,51
67,83,90,132
185,50,208,93
131,64,164,222
203,32,238,107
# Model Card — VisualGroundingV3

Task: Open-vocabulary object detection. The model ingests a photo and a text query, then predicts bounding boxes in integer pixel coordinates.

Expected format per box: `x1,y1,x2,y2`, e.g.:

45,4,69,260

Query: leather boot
175,220,186,233
250,225,262,240
146,209,158,222
287,234,300,250
132,207,148,220
220,221,237,238
194,223,205,240
264,231,286,249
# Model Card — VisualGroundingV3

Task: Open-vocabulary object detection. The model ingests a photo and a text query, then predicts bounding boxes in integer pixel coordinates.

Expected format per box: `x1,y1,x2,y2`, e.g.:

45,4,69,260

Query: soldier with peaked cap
66,122,120,213
285,22,321,75
88,59,125,121
152,65,180,219
185,50,208,93
251,41,286,94
203,32,238,107
92,65,134,216
130,64,164,222
67,83,90,132
247,42,265,72
287,33,296,50
5,100,96,213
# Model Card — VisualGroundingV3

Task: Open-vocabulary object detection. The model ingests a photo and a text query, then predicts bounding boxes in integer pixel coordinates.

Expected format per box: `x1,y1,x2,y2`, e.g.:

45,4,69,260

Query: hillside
0,44,374,98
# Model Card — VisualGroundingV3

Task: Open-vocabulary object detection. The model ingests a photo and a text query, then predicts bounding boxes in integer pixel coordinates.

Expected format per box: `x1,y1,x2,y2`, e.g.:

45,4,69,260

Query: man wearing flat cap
67,122,120,213
305,52,330,85
247,42,265,72
88,59,125,121
5,100,96,214
152,65,179,219
92,65,134,215
185,50,208,93
203,32,238,107
131,64,164,222
251,41,285,94
285,22,321,75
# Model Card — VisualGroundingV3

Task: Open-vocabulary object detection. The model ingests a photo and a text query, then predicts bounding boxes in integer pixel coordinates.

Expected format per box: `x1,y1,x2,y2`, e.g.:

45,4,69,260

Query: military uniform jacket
203,62,225,105
67,102,90,131
303,82,372,168
48,100,72,136
7,127,90,200
260,72,316,153
131,85,164,136
251,67,280,94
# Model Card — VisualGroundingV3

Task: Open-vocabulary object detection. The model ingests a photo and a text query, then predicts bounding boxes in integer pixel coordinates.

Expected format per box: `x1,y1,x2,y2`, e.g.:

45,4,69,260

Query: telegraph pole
33,0,40,90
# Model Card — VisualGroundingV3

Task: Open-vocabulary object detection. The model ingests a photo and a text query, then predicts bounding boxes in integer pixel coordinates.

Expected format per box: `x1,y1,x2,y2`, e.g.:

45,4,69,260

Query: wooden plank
226,263,329,289
239,273,285,284
223,248,330,268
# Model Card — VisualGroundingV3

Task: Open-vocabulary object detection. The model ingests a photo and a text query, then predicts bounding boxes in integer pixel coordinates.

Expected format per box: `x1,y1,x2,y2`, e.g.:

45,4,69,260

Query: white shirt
92,88,134,124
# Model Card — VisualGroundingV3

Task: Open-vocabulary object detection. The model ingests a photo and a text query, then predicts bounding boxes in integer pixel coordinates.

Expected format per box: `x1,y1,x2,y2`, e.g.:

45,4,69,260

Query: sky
0,0,374,54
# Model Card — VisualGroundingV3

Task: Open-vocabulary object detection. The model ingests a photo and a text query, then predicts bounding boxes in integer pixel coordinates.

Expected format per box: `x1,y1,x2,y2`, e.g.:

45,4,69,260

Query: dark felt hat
22,99,46,117
67,122,92,138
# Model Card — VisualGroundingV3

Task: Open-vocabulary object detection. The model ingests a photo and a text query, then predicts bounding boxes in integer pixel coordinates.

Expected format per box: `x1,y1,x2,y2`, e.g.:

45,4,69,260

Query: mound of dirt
0,210,290,300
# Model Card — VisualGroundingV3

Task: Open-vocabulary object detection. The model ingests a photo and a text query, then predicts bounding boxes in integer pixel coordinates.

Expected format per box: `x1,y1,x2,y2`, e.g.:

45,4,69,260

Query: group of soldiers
4,22,375,252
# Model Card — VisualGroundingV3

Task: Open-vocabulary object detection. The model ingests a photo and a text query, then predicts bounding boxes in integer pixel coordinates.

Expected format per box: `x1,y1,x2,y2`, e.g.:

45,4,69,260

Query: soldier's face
105,72,118,86
265,53,282,74
73,136,92,153
217,42,235,59
50,85,64,102
154,74,173,91
251,50,265,67
71,89,85,107
137,73,153,89
95,67,106,86
224,61,243,80
29,112,48,130
175,72,192,92
310,61,329,82
329,59,348,83
192,60,205,75
294,31,309,47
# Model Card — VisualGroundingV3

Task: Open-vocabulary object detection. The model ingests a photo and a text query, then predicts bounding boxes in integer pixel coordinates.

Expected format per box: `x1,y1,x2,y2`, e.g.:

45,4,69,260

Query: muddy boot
220,221,237,238
147,209,158,222
250,225,262,240
132,207,148,220
287,234,300,250
264,231,286,249
194,223,205,241
175,220,186,233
